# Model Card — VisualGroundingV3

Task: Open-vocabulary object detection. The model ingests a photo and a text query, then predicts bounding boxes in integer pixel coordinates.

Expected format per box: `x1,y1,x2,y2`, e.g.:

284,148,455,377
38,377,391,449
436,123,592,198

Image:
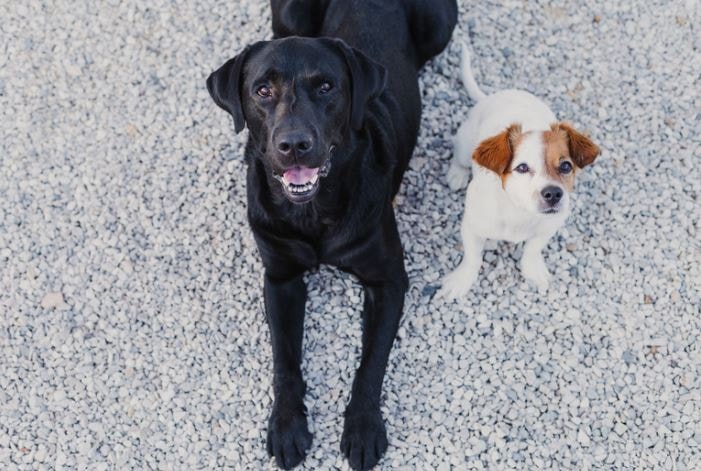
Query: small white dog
438,43,600,298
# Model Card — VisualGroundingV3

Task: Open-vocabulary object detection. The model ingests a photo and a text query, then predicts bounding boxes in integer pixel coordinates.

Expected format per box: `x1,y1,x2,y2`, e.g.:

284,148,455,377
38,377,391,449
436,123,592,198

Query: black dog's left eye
256,85,272,98
559,161,573,174
318,82,333,94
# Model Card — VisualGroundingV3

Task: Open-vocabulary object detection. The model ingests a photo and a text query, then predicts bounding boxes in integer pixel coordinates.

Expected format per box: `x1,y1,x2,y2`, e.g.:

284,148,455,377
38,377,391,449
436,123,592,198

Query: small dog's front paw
446,163,469,191
341,409,388,471
521,256,551,291
267,405,312,470
437,265,477,300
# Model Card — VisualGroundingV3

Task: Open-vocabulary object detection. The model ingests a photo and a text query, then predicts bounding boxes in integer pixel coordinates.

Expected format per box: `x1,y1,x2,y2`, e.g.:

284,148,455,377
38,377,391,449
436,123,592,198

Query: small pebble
1,1,698,470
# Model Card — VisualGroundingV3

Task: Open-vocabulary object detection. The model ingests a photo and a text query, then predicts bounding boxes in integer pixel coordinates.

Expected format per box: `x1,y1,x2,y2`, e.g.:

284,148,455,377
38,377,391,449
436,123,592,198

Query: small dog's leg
264,272,313,470
520,235,552,291
438,229,485,299
446,160,470,191
447,121,477,191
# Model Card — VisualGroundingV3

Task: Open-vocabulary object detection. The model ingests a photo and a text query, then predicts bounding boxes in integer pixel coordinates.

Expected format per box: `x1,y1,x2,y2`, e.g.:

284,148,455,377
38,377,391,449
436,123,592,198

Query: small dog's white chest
464,176,568,243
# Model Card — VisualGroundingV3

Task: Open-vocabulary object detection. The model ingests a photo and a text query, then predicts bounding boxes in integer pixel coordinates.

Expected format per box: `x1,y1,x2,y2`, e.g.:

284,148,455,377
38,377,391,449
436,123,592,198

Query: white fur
459,43,486,102
439,43,571,299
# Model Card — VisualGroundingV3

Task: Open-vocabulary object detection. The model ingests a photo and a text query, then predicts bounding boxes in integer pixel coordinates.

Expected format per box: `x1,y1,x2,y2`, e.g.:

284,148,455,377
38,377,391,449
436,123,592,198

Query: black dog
207,1,456,469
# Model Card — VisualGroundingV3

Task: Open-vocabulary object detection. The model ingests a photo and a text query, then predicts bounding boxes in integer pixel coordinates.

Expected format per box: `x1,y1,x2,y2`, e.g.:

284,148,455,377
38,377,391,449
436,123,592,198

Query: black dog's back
272,0,457,194
272,0,457,67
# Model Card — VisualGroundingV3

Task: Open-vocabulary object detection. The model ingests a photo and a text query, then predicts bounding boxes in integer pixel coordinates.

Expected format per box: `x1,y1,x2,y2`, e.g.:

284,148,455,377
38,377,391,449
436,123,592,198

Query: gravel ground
1,0,700,469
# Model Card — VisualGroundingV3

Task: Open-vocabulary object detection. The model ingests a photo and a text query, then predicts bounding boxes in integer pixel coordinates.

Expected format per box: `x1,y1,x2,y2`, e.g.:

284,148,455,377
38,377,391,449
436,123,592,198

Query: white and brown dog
438,43,600,299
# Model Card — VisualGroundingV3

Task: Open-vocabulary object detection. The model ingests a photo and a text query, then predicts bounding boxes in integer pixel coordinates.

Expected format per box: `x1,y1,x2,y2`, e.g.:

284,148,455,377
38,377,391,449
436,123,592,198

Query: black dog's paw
340,409,388,471
267,406,312,470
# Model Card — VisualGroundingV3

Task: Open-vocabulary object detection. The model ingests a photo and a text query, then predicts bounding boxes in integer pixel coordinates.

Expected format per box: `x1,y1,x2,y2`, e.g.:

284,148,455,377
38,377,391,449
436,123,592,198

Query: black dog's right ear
206,47,251,133
327,39,387,131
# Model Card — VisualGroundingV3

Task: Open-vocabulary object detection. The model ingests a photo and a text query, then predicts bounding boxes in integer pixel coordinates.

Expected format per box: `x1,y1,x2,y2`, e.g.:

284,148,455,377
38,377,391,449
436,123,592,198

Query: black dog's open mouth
273,158,332,204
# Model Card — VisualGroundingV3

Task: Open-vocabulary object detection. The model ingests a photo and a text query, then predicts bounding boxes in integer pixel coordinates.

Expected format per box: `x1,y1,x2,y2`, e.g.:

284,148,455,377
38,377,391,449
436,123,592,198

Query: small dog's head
207,37,386,204
473,123,600,215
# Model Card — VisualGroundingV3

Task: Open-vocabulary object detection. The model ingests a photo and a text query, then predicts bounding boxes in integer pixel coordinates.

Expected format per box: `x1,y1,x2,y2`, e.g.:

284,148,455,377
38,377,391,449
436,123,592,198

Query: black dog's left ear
328,39,387,130
206,46,251,133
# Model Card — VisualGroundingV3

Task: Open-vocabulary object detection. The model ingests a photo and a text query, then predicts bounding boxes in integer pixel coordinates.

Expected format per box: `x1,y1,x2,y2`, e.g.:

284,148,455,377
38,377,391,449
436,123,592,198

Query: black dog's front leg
264,272,312,470
341,264,409,471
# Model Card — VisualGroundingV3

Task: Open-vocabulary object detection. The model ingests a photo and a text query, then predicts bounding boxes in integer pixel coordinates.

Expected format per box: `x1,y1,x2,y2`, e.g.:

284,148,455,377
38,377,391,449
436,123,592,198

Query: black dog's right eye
256,85,272,98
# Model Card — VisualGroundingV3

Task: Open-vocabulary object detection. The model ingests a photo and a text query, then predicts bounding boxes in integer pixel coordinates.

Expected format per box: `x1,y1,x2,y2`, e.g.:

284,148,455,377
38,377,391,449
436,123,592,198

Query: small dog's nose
275,132,313,157
541,186,563,205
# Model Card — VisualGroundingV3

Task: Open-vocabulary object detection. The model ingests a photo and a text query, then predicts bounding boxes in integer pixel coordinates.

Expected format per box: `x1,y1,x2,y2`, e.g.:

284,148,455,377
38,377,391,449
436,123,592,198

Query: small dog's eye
256,85,272,98
318,82,333,94
559,161,573,174
515,163,530,173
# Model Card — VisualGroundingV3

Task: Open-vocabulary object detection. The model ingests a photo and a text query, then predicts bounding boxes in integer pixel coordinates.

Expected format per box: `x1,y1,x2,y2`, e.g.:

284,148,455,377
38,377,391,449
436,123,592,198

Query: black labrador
207,0,457,469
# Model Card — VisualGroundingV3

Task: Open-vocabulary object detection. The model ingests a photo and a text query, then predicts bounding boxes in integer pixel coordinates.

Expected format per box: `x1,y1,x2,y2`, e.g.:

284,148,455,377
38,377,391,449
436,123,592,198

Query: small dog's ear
472,124,522,174
553,122,600,168
329,38,387,130
206,45,256,133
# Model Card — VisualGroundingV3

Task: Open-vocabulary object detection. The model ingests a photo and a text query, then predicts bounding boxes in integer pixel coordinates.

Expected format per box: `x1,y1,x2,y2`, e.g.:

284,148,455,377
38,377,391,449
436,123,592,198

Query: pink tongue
282,166,319,185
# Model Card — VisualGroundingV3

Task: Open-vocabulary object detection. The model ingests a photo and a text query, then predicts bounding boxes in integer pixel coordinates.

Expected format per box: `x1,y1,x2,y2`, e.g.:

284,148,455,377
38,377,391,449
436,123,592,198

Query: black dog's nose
276,132,313,157
541,186,563,205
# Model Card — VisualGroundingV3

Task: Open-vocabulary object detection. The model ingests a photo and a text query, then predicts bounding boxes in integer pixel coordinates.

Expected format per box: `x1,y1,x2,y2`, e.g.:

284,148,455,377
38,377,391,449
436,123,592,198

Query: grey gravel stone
622,349,636,365
1,0,700,469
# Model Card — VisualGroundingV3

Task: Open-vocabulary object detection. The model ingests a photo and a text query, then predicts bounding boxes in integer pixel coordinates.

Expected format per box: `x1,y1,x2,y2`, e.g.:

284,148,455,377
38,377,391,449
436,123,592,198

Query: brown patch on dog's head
472,124,522,184
551,122,600,169
542,127,576,191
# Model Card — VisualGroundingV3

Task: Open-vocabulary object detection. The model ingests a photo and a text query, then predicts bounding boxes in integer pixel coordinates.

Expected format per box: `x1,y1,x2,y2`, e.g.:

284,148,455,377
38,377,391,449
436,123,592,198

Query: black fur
207,1,457,469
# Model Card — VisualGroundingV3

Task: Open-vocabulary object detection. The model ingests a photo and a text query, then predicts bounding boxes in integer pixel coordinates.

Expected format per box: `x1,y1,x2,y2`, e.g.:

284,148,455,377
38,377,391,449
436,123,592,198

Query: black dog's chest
250,194,387,271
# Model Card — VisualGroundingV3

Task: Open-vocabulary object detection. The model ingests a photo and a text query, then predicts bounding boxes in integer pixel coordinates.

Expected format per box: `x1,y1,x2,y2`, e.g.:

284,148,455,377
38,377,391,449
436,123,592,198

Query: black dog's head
207,37,386,204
